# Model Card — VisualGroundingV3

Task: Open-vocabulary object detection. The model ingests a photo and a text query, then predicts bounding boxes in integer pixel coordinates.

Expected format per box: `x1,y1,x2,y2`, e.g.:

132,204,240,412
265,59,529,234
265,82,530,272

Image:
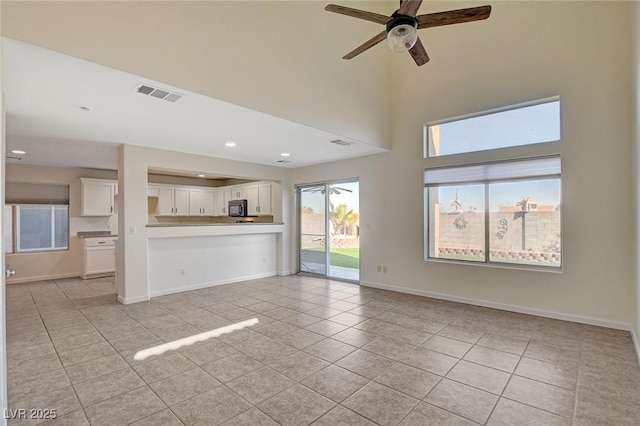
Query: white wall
148,233,278,297
4,164,117,283
117,144,292,303
1,0,391,149
293,1,636,327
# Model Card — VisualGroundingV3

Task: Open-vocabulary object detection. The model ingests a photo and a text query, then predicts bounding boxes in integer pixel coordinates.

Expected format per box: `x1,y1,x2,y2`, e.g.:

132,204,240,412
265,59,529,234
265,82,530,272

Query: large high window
424,98,561,270
425,99,560,157
5,205,69,253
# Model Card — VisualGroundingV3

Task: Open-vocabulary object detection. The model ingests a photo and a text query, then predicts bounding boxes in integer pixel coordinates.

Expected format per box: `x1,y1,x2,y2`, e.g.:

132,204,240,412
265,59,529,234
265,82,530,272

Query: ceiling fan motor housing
386,13,418,34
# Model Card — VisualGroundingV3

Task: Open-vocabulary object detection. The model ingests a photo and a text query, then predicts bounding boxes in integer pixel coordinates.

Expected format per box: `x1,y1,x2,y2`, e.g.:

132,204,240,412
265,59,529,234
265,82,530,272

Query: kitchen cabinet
229,187,247,200
148,181,278,218
247,183,272,216
82,236,117,279
213,189,227,216
81,178,115,216
189,188,215,216
157,187,189,216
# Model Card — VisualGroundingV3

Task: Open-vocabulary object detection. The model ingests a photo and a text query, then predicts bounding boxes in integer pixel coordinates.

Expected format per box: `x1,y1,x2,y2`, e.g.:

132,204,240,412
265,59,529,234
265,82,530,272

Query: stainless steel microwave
228,199,248,217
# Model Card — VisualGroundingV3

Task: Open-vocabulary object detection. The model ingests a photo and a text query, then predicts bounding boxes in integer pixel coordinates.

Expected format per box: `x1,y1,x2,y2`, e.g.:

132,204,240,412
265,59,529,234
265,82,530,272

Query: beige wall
1,0,391,149
293,1,635,327
634,0,640,351
5,163,117,283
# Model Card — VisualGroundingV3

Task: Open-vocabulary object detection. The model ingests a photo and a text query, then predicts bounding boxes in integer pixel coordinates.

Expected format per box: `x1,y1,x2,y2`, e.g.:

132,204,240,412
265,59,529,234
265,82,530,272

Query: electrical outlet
180,267,187,276
382,266,387,273
377,265,382,272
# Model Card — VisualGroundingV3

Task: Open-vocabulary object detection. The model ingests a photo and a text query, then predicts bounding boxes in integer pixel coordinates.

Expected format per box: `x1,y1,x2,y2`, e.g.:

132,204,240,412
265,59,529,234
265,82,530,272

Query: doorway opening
298,180,359,282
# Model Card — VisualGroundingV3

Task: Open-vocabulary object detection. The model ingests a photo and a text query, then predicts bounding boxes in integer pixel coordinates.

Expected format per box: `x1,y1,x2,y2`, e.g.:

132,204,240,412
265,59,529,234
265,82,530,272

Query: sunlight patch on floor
134,317,259,361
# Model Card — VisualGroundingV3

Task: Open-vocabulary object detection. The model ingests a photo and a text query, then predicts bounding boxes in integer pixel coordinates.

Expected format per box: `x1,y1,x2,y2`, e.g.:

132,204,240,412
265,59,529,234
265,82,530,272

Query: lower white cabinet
82,237,116,279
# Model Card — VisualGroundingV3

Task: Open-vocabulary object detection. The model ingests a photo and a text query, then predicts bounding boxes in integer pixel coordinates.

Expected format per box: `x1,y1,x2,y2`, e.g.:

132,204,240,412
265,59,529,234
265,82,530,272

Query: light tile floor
5,275,640,425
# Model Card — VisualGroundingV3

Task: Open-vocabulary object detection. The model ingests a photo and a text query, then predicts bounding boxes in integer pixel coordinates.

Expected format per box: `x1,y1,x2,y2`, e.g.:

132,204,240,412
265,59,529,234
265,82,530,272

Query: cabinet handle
110,206,113,213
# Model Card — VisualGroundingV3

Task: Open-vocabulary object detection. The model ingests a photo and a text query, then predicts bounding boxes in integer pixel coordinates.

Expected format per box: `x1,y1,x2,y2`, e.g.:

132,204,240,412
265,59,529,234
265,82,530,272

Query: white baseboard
278,270,293,276
631,329,640,368
7,272,79,284
118,295,149,305
360,280,630,331
149,272,278,298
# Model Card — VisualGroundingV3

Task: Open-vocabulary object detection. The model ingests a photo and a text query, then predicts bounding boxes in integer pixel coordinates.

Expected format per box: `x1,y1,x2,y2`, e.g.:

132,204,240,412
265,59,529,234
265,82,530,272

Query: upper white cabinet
247,183,272,216
189,188,215,216
148,181,278,218
157,187,189,216
213,189,226,216
229,187,247,201
81,178,116,216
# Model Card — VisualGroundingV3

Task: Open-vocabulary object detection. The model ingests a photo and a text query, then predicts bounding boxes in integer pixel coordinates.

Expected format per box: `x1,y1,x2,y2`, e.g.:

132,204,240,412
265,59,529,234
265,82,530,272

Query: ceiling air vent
329,139,354,147
136,84,182,103
277,160,291,164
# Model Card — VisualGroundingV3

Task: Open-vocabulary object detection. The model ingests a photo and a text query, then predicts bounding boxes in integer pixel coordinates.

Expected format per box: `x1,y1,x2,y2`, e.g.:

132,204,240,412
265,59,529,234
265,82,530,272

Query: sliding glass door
298,180,359,281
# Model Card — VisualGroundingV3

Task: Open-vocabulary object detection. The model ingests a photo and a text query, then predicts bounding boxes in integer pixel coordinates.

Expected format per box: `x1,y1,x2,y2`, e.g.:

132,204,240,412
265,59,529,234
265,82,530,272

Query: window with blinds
423,100,562,270
5,182,70,254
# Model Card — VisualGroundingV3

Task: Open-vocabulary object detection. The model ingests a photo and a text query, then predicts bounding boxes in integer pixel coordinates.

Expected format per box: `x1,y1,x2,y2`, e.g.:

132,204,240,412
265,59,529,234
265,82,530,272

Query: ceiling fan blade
417,5,492,29
343,31,387,60
409,37,430,66
324,4,391,25
398,0,423,17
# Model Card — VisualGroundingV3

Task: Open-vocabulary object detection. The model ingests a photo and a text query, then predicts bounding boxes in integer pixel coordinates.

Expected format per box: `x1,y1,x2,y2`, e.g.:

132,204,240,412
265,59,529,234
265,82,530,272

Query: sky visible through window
301,181,359,214
429,100,560,212
431,100,560,156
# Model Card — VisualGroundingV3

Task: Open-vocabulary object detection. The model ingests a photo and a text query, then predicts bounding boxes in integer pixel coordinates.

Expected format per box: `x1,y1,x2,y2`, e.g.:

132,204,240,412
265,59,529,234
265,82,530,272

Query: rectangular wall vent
136,84,182,103
329,139,354,147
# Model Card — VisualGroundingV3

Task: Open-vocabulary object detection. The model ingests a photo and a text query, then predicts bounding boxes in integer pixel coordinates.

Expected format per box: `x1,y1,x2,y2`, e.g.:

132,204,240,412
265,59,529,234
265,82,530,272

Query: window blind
424,155,561,186
6,182,70,205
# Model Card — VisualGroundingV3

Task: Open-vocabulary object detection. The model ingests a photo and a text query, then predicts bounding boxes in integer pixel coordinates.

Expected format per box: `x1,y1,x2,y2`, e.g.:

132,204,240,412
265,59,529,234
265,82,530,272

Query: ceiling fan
302,186,353,195
325,0,491,66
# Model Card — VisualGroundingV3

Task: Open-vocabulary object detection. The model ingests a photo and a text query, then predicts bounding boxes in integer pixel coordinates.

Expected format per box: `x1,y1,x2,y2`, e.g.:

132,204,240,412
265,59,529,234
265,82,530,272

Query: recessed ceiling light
79,106,92,111
11,150,26,155
197,174,206,178
225,141,236,147
280,152,291,157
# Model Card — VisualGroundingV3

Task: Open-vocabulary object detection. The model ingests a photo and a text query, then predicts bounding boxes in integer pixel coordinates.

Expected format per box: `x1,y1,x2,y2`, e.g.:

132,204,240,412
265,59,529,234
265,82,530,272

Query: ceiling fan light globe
387,24,418,53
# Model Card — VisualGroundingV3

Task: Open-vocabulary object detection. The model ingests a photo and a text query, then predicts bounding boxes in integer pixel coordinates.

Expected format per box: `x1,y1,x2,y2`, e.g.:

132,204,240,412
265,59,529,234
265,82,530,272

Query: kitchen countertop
146,222,283,227
77,231,118,238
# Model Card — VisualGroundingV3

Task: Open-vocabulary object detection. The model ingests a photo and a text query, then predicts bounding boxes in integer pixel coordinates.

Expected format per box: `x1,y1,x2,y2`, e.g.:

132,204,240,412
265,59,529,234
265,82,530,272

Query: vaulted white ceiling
3,38,388,170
